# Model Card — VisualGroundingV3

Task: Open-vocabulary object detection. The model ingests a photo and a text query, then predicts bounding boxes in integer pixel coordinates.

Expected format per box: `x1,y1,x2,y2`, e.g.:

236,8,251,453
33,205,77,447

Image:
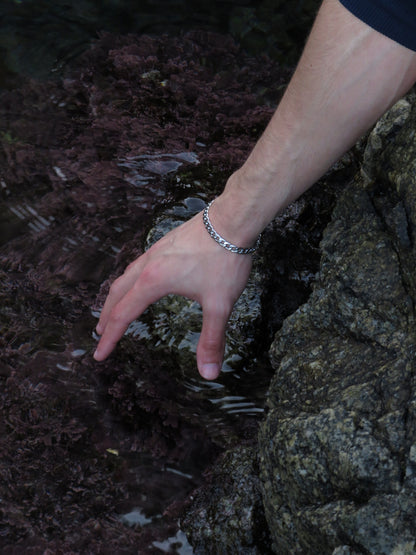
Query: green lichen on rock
258,97,416,554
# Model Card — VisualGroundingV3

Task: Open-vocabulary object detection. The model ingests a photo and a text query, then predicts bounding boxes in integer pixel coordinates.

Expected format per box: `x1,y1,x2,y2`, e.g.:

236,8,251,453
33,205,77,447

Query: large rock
259,97,416,554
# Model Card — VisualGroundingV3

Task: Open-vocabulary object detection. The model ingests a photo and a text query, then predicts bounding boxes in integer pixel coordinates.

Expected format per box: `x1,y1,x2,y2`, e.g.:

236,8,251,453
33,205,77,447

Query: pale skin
94,0,416,380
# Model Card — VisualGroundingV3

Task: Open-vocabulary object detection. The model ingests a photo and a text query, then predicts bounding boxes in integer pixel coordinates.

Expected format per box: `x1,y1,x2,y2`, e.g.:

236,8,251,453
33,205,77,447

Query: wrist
208,171,270,249
203,200,261,255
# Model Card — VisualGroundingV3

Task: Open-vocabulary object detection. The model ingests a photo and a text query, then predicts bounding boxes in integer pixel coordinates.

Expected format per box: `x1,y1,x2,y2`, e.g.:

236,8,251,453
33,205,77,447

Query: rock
136,146,354,380
361,93,415,184
178,134,356,553
181,445,273,554
258,96,416,554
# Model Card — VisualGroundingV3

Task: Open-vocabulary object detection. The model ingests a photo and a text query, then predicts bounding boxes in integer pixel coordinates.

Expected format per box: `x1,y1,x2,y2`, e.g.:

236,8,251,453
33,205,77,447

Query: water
0,2,326,552
0,0,317,88
0,143,272,552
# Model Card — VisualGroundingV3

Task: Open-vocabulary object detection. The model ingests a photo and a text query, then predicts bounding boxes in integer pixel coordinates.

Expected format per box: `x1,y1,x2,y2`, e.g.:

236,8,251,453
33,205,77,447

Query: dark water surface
0,1,328,553
0,0,317,87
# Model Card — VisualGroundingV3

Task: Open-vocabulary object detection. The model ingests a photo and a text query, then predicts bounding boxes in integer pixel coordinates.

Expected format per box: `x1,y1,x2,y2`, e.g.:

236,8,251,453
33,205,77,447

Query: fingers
197,298,230,380
94,262,165,361
96,255,148,335
93,213,245,379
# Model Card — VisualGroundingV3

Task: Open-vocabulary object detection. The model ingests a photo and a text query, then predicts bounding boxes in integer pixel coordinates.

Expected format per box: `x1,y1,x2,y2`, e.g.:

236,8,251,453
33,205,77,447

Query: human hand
93,210,253,380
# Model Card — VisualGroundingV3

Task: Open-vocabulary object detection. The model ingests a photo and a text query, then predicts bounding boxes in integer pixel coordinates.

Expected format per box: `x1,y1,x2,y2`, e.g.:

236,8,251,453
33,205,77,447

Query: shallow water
0,144,273,552
0,3,330,552
0,0,318,88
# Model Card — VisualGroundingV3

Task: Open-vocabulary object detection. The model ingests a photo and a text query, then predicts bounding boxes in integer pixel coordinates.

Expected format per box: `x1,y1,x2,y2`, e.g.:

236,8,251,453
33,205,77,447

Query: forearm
212,0,416,245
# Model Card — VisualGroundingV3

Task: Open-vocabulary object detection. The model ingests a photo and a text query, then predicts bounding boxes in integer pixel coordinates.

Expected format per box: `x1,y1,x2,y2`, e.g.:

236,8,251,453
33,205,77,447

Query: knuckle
109,276,125,296
124,261,136,273
205,298,231,320
203,335,222,353
137,262,162,289
109,305,128,327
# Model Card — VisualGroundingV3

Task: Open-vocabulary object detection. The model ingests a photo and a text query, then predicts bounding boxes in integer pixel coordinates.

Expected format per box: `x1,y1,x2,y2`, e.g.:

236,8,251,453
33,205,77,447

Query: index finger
96,254,148,335
93,265,168,361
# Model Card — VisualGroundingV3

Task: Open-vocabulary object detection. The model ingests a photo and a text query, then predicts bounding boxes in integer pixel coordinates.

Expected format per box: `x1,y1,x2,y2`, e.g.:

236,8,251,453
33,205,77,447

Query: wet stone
181,445,273,555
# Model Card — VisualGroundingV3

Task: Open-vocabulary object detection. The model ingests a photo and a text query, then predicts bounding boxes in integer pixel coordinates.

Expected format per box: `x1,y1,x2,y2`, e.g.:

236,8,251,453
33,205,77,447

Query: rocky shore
0,29,324,553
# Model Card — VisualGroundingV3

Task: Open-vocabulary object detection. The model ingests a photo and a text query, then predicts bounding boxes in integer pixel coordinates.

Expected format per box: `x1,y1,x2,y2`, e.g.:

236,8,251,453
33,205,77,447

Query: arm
94,0,416,379
210,0,416,246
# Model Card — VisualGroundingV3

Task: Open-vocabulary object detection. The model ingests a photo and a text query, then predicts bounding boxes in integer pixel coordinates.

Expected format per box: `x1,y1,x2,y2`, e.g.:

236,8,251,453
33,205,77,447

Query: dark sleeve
339,0,416,52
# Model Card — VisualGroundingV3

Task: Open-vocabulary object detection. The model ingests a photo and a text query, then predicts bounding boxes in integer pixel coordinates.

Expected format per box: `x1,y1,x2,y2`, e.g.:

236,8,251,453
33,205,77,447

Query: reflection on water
119,151,199,207
119,152,199,185
116,454,196,553
152,530,194,554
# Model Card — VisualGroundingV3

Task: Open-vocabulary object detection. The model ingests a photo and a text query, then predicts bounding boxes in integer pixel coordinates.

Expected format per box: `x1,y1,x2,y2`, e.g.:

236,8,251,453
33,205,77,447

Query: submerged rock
259,96,416,554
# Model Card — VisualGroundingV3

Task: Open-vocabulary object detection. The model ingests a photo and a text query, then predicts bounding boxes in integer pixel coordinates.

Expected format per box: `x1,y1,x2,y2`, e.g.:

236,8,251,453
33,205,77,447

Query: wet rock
181,445,273,554
177,153,356,552
258,97,416,554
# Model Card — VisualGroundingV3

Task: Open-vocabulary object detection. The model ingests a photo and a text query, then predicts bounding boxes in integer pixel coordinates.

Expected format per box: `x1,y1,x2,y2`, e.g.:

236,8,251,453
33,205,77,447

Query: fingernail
96,323,103,335
201,363,220,380
93,349,100,361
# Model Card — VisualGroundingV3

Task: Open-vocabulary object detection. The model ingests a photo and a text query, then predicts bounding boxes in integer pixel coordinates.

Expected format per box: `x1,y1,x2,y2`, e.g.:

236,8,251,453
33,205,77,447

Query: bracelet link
202,200,261,255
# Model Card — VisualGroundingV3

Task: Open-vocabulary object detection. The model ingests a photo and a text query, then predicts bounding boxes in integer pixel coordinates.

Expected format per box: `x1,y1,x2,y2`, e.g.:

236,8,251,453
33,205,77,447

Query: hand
93,210,253,380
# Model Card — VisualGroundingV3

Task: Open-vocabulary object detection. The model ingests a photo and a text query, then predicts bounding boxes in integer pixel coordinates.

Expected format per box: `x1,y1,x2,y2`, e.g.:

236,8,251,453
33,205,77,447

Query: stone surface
177,150,356,552
259,96,416,554
181,445,273,554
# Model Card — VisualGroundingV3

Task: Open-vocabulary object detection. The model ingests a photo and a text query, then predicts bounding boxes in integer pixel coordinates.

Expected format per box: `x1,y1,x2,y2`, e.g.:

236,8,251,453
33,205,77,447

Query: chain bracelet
202,200,261,255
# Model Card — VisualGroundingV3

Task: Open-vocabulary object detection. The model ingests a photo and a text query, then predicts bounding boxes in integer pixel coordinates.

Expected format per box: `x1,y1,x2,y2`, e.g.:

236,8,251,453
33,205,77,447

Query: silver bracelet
202,200,261,255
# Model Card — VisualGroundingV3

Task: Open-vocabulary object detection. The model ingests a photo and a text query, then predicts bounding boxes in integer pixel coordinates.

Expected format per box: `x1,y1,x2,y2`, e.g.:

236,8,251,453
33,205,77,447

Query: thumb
197,301,229,380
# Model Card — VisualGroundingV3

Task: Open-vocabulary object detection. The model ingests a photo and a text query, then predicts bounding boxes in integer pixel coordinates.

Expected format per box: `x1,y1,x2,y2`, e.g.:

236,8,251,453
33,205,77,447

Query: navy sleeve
339,0,416,52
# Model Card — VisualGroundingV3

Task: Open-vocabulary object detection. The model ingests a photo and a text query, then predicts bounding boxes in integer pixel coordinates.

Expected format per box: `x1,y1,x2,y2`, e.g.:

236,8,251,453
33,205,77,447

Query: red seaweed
0,31,289,552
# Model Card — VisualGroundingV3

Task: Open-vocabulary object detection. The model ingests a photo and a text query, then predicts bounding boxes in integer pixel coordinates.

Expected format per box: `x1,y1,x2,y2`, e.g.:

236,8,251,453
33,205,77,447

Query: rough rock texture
259,96,416,554
181,446,273,554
